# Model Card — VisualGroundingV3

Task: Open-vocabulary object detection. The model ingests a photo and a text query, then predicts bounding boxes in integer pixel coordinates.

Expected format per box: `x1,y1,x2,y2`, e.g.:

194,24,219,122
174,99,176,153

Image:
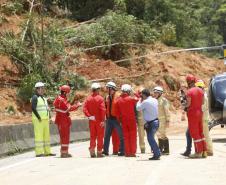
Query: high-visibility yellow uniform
157,96,170,154
137,111,145,153
202,93,213,155
32,95,51,155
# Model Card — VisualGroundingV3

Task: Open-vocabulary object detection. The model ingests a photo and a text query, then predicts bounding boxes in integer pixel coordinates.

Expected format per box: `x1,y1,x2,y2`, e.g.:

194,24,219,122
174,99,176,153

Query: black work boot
180,150,191,157
162,138,169,155
158,139,164,153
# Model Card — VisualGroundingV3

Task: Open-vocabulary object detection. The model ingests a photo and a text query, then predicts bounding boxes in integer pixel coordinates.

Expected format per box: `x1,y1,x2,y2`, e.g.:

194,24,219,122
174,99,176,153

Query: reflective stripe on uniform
35,141,44,145
61,144,69,147
32,97,49,120
194,138,205,143
55,108,70,113
37,107,48,111
44,142,50,146
61,150,68,154
35,141,44,148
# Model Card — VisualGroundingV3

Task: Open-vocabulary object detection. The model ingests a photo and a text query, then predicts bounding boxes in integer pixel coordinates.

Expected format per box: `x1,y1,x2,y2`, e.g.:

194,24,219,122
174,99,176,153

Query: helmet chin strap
157,93,162,99
188,82,195,88
108,88,111,97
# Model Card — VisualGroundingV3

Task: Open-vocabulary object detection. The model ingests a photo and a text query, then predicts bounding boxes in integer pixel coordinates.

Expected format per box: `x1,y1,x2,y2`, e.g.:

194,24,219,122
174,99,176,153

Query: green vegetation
1,0,24,16
0,6,89,102
65,11,158,60
50,0,225,47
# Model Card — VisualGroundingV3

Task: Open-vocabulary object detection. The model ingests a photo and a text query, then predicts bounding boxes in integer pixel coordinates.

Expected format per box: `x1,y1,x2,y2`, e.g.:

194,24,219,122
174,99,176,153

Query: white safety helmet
121,84,132,92
153,86,164,94
91,82,101,90
106,81,117,90
35,82,45,88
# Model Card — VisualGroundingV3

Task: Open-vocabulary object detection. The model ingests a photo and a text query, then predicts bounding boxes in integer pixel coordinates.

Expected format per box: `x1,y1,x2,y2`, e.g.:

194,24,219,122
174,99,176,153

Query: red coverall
83,92,106,152
116,93,138,156
112,129,120,153
187,87,207,153
53,95,79,154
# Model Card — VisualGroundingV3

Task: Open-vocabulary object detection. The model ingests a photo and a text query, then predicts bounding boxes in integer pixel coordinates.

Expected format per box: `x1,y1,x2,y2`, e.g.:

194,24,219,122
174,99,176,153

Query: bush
69,11,158,60
70,24,109,47
1,1,24,16
0,15,8,26
17,73,43,103
70,12,158,46
160,23,176,46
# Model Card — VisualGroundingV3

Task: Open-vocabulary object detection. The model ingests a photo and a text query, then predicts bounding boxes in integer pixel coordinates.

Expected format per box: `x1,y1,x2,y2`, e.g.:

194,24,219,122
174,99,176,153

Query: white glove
88,116,95,121
77,102,82,107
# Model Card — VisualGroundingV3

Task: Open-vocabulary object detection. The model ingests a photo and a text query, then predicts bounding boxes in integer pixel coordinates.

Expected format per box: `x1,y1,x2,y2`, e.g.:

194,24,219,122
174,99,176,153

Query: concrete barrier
0,119,90,157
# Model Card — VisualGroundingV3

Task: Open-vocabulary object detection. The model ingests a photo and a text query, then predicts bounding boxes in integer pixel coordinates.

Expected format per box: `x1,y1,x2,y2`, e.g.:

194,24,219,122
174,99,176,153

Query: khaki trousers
137,112,145,151
203,119,213,153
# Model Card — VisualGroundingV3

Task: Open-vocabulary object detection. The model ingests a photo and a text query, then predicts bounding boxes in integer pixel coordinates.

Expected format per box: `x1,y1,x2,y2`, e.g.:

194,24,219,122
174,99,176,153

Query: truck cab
208,73,226,130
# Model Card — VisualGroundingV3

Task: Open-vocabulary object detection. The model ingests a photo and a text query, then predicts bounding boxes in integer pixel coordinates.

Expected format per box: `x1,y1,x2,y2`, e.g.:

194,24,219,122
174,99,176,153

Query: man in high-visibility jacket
103,81,124,156
31,82,55,157
83,83,106,158
186,74,207,158
153,86,170,155
195,79,213,156
53,85,82,158
115,84,139,157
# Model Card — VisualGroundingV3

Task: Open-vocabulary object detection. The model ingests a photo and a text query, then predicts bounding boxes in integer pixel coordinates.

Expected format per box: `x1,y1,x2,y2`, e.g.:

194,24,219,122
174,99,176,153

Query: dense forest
44,0,226,48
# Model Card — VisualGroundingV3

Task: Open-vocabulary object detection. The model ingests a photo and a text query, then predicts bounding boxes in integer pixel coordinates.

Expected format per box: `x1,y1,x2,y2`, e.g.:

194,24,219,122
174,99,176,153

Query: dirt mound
0,87,31,124
0,55,20,84
0,15,24,34
76,59,130,80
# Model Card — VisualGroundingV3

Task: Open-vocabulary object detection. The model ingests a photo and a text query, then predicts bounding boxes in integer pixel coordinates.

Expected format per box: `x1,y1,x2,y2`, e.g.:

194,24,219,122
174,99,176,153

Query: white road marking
0,157,36,172
0,142,87,172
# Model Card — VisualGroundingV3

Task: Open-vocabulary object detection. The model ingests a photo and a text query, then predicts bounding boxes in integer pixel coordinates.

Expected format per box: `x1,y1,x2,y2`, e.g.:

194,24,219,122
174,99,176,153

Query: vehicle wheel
208,120,219,131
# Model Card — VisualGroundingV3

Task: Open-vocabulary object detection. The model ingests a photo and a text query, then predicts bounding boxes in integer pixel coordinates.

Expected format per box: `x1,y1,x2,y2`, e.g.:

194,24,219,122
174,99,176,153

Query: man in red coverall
53,85,82,158
83,83,106,158
112,129,120,154
116,84,139,157
186,74,207,158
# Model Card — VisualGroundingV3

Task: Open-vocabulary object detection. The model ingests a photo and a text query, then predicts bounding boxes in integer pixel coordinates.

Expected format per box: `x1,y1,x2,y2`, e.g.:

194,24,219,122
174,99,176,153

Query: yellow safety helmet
195,79,205,88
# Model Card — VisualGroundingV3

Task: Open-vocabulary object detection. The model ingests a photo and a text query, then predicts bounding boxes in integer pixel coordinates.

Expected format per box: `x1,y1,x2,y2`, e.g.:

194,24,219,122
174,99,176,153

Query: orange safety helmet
186,74,196,82
60,85,70,93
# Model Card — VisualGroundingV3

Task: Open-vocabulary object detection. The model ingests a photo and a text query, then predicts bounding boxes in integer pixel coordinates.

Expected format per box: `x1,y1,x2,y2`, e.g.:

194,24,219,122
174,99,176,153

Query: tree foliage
66,11,158,60
43,0,226,47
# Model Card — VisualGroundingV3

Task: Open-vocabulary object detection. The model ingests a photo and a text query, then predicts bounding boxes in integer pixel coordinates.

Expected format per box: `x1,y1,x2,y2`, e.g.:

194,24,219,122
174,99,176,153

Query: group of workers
31,73,213,160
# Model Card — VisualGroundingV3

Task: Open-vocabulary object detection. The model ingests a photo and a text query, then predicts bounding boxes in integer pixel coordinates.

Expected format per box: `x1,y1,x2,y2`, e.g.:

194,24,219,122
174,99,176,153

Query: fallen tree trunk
61,18,97,31
90,72,150,82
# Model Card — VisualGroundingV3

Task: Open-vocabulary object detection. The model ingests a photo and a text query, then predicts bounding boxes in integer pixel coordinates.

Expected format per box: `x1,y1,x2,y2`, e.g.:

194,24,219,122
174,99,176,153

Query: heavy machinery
208,72,226,130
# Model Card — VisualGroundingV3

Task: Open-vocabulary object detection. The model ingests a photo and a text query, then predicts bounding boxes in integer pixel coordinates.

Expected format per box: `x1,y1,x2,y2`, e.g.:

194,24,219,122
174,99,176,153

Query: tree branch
21,0,36,43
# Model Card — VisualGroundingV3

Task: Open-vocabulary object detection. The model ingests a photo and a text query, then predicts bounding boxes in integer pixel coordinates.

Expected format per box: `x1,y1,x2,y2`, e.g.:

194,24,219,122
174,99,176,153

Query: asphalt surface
0,128,226,185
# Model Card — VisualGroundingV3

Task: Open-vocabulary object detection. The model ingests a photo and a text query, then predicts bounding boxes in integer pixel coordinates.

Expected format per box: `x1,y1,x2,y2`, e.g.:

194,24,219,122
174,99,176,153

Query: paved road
0,131,226,185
